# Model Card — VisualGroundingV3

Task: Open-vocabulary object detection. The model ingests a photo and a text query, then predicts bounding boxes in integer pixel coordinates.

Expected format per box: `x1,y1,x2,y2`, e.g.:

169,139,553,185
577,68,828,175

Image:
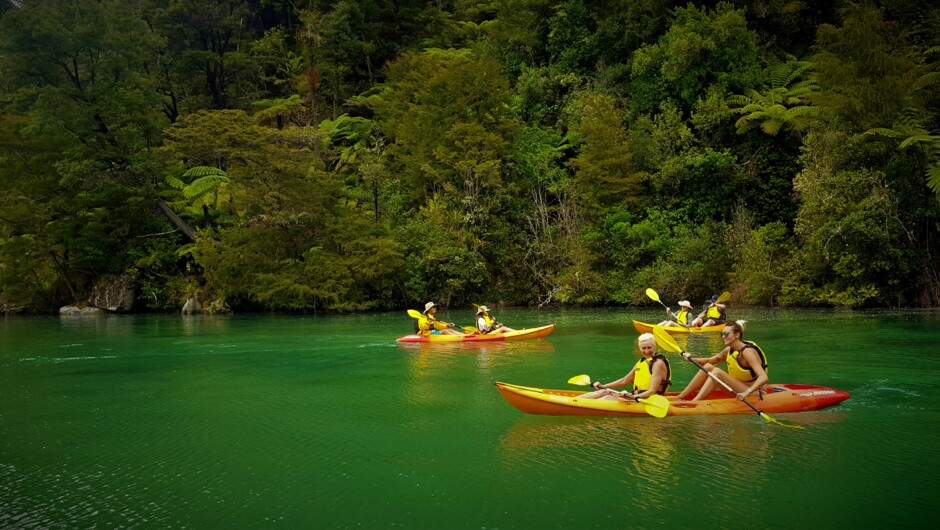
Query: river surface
1,308,938,528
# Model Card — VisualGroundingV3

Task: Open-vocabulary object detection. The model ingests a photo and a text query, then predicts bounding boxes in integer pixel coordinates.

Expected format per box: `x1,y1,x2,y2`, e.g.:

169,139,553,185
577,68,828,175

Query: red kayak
494,381,850,417
396,324,556,343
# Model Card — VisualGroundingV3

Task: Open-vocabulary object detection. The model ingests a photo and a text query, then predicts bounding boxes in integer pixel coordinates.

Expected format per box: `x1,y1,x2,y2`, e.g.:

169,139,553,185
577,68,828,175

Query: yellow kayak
632,320,724,335
396,324,556,343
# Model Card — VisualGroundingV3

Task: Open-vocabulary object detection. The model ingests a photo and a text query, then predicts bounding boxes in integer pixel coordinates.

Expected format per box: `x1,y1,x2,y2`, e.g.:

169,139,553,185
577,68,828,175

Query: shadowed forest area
1,0,939,314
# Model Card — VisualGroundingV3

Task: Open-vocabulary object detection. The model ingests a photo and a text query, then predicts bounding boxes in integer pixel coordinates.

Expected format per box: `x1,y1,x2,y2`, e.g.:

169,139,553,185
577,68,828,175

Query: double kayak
632,320,724,335
494,381,850,417
396,324,556,343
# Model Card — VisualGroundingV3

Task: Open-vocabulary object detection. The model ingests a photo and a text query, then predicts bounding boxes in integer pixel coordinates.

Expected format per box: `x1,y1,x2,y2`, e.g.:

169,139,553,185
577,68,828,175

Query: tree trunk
153,198,196,241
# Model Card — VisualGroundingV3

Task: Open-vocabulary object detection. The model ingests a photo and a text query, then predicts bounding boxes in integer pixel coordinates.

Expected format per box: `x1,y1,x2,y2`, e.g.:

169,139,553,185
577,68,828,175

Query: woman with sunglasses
673,320,768,402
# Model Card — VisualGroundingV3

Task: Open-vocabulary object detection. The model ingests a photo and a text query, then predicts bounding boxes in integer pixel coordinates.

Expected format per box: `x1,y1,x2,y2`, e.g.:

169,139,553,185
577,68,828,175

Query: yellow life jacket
632,354,671,395
417,314,447,335
727,341,768,382
416,316,431,335
676,309,691,325
478,313,496,333
706,304,726,321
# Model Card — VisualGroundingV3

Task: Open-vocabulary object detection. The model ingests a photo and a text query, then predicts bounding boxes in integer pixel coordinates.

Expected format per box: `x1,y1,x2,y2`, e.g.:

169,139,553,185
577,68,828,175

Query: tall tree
629,2,761,113
0,0,175,309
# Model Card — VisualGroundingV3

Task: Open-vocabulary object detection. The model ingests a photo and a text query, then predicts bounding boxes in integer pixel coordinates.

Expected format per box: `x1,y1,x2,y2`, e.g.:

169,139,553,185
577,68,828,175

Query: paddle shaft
590,382,659,407
646,288,691,326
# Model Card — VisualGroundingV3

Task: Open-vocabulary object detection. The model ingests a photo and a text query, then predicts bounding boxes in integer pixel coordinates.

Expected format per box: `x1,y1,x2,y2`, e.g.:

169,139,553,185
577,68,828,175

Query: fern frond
183,175,231,201
926,163,940,194
898,134,940,150
786,105,820,118
863,127,905,138
761,119,784,136
912,72,940,92
726,94,753,108
896,107,925,128
183,166,228,179
735,114,762,133
176,243,197,258
166,175,186,190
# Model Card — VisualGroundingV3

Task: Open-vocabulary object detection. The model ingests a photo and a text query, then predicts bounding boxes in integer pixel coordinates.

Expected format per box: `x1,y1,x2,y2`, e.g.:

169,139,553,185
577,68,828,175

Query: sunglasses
722,331,732,337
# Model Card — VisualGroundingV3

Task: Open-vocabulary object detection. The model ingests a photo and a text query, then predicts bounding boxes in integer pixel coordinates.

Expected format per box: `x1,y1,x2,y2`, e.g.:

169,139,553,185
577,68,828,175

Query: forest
1,0,939,314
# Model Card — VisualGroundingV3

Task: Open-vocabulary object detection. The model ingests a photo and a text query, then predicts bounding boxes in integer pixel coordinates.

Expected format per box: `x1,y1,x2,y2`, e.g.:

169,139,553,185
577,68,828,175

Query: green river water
1,308,938,529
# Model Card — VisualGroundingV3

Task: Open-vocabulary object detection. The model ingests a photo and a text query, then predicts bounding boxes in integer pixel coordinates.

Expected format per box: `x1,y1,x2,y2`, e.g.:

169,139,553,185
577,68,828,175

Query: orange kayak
494,381,850,417
632,320,724,335
396,324,555,343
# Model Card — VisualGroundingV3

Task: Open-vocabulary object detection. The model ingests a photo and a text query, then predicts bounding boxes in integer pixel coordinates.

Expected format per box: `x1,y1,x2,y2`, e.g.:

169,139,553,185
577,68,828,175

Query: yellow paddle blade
407,309,424,319
567,374,592,386
640,395,670,418
758,411,805,429
717,291,731,303
645,288,661,303
652,326,682,354
462,326,478,333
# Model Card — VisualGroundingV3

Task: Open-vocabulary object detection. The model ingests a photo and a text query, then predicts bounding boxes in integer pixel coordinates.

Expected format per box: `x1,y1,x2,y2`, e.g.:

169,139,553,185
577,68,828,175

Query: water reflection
401,340,556,407
498,416,681,509
180,314,232,336
496,406,852,517
399,340,556,369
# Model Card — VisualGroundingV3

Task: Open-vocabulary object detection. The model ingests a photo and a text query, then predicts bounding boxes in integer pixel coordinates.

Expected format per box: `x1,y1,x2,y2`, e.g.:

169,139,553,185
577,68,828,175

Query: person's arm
592,370,636,390
737,348,768,399
683,347,728,366
432,318,454,331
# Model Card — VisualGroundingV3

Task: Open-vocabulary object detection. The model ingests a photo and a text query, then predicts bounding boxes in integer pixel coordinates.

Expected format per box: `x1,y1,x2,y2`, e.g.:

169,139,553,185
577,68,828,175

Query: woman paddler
577,333,671,402
674,320,768,401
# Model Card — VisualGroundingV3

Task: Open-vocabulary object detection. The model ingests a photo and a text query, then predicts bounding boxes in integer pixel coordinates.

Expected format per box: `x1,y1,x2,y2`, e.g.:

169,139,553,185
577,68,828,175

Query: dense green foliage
2,0,939,313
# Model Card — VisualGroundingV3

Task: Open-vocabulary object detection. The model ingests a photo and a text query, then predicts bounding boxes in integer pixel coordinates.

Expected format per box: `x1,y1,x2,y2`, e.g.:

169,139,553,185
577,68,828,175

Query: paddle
651,327,803,429
567,374,670,418
646,288,688,327
645,288,669,310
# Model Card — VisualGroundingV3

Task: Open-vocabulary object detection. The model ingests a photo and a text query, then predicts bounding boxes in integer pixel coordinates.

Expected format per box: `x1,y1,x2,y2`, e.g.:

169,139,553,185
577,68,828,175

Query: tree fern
183,174,231,202
251,95,303,128
728,56,820,136
865,107,940,199
162,166,234,225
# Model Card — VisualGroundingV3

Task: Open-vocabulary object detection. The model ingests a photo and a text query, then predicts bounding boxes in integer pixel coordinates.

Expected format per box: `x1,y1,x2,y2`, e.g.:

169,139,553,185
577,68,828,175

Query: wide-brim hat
423,301,436,313
476,305,490,314
677,300,692,308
